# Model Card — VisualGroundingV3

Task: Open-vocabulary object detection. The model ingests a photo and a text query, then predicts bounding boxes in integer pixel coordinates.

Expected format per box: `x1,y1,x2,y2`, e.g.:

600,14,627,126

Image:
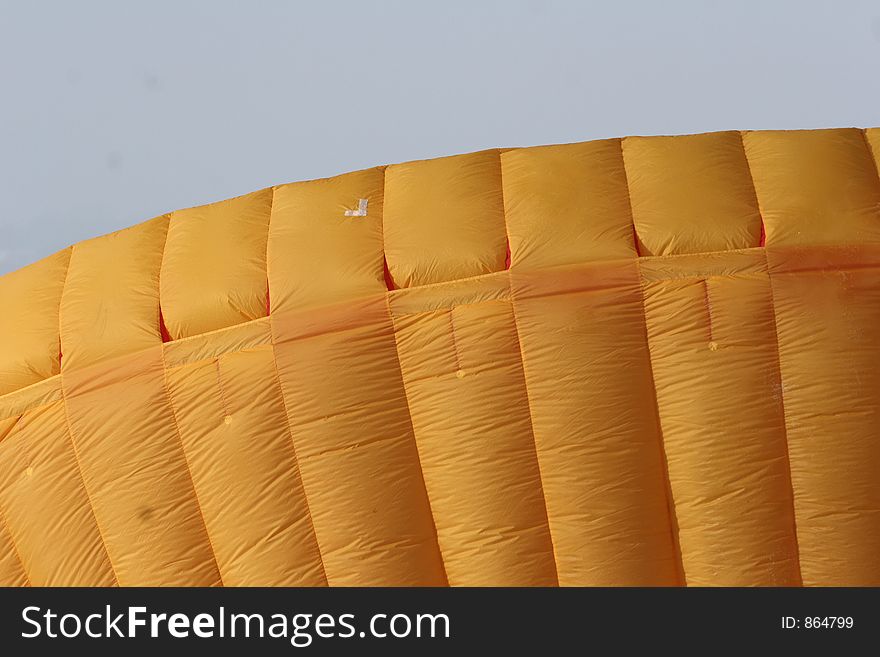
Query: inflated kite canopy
1,128,879,587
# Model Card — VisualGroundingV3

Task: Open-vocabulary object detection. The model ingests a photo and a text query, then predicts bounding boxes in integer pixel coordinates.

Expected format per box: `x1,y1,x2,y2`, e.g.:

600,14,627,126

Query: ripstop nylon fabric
1,127,879,586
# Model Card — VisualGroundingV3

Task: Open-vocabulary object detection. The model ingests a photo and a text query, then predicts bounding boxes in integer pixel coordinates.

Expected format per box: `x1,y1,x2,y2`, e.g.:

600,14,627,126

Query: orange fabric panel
0,501,28,586
767,244,880,585
390,274,557,586
5,126,880,588
0,401,116,586
63,346,221,585
271,296,446,586
60,217,167,371
269,167,386,312
510,260,680,585
164,344,326,586
0,377,61,423
161,189,272,339
163,317,271,368
502,139,636,268
384,150,507,288
865,127,880,168
0,248,69,396
623,131,763,256
640,251,801,585
744,128,880,246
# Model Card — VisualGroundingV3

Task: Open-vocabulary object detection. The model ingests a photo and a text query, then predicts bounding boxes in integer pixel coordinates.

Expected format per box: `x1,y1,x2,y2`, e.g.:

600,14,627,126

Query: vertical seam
497,151,560,585
0,414,24,447
156,214,172,342
629,223,687,583
265,186,276,316
743,128,803,582
213,358,233,417
447,309,462,372
762,254,805,585
59,382,121,586
860,128,880,185
266,320,330,587
636,264,687,586
379,165,398,291
739,130,767,247
702,278,715,342
58,245,120,586
55,247,73,371
381,159,449,585
506,279,561,586
619,137,643,257
619,142,686,585
0,499,31,586
384,296,450,586
160,351,225,586
492,148,509,272
6,416,31,472
155,211,223,585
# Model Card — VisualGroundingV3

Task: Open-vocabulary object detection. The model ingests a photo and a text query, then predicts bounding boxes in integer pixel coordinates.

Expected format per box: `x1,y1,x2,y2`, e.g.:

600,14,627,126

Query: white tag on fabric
344,199,369,217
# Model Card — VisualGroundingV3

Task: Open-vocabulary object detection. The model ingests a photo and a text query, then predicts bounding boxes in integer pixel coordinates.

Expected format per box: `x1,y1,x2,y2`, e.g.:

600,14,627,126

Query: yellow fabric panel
0,376,61,421
767,244,880,585
269,167,386,312
271,296,446,586
0,502,28,586
6,126,880,588
161,189,272,339
62,346,221,585
384,150,507,288
390,274,557,586
865,127,880,167
165,345,326,586
641,251,801,585
510,260,680,585
163,317,271,369
635,247,766,280
0,248,69,395
388,272,508,315
623,131,763,256
501,139,636,268
744,128,880,246
60,217,167,371
0,401,116,586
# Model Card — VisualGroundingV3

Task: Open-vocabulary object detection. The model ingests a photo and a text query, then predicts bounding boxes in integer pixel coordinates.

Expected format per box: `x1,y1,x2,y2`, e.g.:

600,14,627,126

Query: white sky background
1,0,880,274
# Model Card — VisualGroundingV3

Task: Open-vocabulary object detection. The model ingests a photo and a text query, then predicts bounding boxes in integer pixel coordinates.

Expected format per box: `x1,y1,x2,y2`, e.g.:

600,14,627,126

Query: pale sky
2,0,879,274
